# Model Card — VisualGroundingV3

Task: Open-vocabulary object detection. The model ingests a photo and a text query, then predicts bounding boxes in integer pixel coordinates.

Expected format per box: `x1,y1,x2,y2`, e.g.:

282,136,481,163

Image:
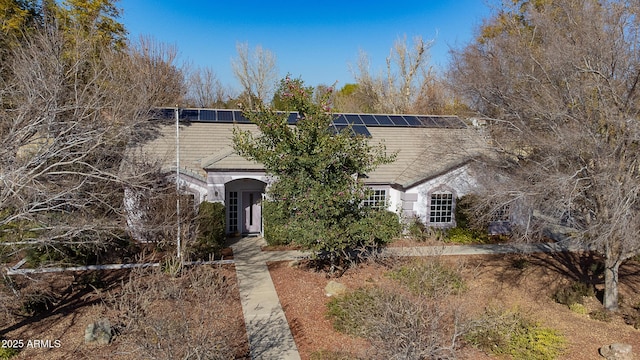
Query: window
430,192,453,224
490,204,510,222
363,189,387,210
229,191,238,232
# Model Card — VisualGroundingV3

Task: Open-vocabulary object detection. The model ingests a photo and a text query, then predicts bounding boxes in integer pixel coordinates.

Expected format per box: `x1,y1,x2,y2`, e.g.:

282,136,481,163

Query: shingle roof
139,114,487,189
367,127,486,188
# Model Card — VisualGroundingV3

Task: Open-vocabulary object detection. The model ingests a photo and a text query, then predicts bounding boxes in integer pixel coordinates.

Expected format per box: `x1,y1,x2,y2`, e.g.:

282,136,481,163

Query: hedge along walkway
229,237,590,359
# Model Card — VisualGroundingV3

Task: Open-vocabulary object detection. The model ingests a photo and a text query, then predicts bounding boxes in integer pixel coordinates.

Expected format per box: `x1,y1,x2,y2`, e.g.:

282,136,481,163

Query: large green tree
449,0,640,310
233,77,397,272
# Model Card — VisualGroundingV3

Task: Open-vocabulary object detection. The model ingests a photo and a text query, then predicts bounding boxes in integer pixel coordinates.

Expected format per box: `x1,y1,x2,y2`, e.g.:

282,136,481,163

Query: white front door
242,191,262,233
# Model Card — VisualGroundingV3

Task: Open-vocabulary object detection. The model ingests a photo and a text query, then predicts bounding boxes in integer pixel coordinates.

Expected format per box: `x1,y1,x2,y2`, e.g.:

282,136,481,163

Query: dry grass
0,265,248,359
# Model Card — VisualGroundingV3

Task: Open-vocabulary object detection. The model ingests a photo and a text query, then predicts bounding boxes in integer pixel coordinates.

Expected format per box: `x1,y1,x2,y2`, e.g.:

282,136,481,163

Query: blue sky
118,0,497,92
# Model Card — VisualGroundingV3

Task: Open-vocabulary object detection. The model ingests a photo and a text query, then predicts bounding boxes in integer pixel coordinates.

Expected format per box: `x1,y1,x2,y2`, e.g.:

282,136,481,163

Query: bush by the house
188,202,226,260
233,77,395,271
465,307,565,360
353,210,402,245
263,200,294,246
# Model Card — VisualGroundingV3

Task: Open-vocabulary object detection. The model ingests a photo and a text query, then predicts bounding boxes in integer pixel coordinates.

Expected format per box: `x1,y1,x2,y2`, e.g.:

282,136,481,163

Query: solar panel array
153,108,467,138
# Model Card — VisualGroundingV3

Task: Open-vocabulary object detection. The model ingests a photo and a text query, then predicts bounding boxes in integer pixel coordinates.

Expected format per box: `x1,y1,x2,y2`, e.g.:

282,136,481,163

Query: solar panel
199,110,215,121
403,116,422,126
234,110,251,123
360,114,378,125
351,125,372,137
332,114,348,125
153,107,466,130
332,124,349,134
345,114,363,124
287,112,299,124
418,116,438,127
152,108,174,120
181,109,199,120
215,110,232,121
433,117,466,128
373,115,393,125
389,115,408,126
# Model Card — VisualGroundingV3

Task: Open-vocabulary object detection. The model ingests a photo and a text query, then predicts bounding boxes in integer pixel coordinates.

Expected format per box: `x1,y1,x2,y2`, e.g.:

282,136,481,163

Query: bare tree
449,0,640,311
354,35,436,114
185,65,232,108
231,42,278,108
0,24,185,262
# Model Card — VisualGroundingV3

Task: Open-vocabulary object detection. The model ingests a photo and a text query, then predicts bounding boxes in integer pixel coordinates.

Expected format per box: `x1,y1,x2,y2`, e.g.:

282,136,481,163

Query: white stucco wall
406,164,478,226
387,187,403,214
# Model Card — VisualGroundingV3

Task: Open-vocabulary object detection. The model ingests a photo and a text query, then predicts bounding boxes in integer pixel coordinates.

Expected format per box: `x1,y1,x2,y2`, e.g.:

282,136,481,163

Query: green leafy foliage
386,260,466,297
465,307,565,360
589,309,612,322
233,76,396,269
188,202,226,260
552,282,594,306
444,195,492,244
0,346,19,359
444,227,491,244
568,303,588,315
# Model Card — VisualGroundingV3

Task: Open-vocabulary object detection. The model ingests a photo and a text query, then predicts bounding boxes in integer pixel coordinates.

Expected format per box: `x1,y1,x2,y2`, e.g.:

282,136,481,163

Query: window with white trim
363,189,387,210
429,192,454,224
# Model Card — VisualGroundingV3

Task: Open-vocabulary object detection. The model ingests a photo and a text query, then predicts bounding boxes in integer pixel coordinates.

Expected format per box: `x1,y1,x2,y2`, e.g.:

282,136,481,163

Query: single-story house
139,108,488,235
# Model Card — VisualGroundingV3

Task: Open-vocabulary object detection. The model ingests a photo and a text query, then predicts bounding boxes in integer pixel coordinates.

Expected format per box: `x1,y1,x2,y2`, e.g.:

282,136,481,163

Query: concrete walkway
229,237,588,359
229,236,306,360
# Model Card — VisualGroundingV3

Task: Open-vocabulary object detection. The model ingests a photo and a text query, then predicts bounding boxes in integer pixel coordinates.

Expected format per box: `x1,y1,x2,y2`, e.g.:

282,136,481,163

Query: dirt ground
0,265,249,360
1,246,639,360
269,251,640,360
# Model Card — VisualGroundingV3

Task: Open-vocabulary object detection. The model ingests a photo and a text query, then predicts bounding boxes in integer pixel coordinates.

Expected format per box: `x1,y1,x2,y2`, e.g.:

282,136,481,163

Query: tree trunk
603,257,620,311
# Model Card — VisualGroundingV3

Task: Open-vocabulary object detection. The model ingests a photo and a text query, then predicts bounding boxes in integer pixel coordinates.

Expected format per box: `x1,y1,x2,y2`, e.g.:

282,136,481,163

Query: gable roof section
367,127,486,188
141,109,487,188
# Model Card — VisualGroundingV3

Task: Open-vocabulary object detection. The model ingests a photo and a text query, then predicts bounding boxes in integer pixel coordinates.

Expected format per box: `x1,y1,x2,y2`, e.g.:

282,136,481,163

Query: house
139,108,488,235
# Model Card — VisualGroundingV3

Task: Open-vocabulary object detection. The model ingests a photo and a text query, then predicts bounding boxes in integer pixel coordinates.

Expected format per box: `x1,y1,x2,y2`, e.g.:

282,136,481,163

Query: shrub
25,237,139,267
326,287,380,336
568,303,588,315
110,266,243,359
512,255,532,269
623,309,640,329
353,210,402,245
20,290,56,316
407,216,429,241
552,282,594,306
445,226,491,244
263,200,294,246
589,309,612,322
233,78,395,269
0,347,19,359
386,260,466,297
188,202,226,260
327,286,461,359
405,216,447,241
465,307,565,360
